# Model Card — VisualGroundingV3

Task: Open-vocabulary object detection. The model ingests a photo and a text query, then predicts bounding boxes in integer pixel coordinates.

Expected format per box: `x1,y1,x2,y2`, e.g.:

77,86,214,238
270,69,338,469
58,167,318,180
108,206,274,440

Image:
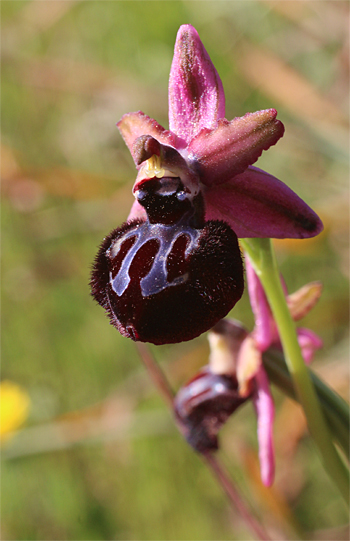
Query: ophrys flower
91,25,323,345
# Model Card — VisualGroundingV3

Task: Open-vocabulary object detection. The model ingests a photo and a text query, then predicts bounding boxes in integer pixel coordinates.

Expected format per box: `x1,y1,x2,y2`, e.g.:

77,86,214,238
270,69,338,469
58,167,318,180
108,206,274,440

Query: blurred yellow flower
0,381,30,443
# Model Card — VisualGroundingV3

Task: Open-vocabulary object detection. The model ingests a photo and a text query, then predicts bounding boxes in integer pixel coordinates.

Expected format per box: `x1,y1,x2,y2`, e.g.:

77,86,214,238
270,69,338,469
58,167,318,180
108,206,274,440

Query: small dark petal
117,112,178,165
133,135,161,165
174,366,249,453
135,177,194,225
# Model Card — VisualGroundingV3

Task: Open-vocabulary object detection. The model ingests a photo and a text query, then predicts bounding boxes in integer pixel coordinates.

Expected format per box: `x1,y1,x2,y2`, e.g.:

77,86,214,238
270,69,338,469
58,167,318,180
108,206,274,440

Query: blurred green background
2,1,349,539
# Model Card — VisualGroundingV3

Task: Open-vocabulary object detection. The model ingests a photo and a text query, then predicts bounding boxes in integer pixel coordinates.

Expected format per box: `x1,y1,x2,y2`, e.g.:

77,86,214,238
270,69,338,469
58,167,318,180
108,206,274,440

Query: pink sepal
252,366,275,487
168,25,225,144
204,166,323,239
117,112,178,165
188,110,284,187
297,327,323,364
245,258,274,351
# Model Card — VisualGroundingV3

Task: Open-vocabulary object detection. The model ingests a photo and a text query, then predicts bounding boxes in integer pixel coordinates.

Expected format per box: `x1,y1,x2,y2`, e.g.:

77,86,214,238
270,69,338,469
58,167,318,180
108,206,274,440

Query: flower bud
174,366,249,452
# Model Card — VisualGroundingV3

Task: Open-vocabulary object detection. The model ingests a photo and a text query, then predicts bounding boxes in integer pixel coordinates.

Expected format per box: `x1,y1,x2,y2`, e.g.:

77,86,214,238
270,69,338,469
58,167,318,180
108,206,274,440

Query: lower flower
174,318,275,486
174,365,249,453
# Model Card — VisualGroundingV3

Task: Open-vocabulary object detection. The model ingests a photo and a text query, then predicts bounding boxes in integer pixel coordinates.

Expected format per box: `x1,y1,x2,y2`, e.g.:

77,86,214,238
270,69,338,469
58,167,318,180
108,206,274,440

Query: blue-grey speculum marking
110,219,200,297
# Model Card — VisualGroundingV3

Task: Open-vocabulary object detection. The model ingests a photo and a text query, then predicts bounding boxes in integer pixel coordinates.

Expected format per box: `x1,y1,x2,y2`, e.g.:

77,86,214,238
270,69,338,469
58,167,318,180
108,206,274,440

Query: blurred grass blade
263,349,349,458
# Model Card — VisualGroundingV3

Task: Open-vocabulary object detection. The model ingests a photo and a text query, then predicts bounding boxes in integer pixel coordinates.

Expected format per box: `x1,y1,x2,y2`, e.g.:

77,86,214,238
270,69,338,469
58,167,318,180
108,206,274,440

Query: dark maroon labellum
174,366,249,452
91,176,244,345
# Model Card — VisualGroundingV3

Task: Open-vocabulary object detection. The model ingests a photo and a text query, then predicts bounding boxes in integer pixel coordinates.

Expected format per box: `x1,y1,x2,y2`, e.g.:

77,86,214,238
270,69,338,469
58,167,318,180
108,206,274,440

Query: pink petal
132,135,162,165
204,166,323,239
117,112,178,164
252,366,275,487
168,25,225,144
287,282,323,321
132,135,190,170
188,110,284,186
131,138,200,196
245,257,276,351
127,199,147,222
236,335,262,397
297,327,323,364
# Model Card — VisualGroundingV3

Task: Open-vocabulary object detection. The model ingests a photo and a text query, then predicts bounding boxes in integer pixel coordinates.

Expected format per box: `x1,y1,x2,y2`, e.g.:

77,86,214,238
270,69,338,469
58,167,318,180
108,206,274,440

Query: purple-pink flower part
245,257,323,363
120,24,323,240
174,319,275,486
174,366,248,453
91,24,323,346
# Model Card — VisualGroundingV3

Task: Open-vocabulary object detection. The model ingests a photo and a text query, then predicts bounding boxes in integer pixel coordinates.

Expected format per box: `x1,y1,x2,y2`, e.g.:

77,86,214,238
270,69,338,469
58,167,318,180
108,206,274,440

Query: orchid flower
174,319,276,487
91,24,323,346
90,25,349,503
118,24,322,240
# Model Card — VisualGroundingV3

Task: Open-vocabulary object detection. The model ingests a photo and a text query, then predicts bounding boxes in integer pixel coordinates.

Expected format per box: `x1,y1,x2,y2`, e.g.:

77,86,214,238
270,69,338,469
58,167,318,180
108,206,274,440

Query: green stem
241,238,349,504
263,349,349,458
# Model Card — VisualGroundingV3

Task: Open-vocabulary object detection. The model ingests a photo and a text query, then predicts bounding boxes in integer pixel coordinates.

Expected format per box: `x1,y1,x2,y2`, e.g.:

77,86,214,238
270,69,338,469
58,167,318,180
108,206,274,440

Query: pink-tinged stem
135,342,174,408
135,342,272,541
203,452,271,541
